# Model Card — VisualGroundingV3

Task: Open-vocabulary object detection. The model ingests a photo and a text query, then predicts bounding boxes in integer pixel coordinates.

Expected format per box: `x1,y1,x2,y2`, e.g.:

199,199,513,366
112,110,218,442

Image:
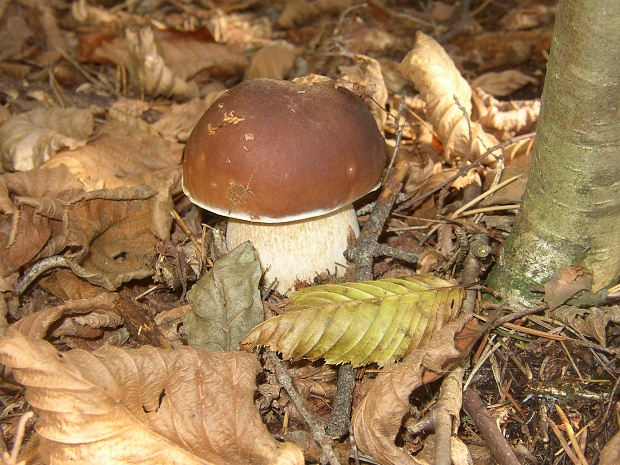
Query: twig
383,93,407,184
345,161,412,281
546,414,581,465
555,405,588,465
15,256,72,295
266,352,341,465
326,161,411,438
463,388,522,465
2,411,33,465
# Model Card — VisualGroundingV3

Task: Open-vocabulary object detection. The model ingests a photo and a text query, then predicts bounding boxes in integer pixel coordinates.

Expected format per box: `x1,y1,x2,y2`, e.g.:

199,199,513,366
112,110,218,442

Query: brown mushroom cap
182,78,386,223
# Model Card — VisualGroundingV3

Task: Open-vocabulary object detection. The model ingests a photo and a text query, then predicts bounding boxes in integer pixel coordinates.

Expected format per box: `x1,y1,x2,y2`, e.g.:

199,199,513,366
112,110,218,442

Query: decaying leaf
126,28,198,101
277,0,352,28
544,265,593,309
0,165,176,291
0,328,304,465
352,313,479,465
245,42,301,80
185,241,264,351
398,31,500,162
0,107,94,173
474,88,540,142
241,275,464,367
471,70,538,97
42,121,183,191
339,54,389,131
547,306,620,346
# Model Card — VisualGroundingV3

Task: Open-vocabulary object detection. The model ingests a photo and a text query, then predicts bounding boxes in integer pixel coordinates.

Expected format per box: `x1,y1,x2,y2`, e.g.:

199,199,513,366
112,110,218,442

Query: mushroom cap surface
182,78,386,223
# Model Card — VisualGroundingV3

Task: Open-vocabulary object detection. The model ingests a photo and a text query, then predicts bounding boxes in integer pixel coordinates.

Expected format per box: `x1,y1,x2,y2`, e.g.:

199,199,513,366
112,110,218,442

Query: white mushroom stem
225,205,360,292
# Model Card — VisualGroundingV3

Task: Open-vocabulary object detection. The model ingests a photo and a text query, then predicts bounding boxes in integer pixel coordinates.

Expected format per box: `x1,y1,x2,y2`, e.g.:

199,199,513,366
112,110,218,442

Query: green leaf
240,275,464,367
185,241,264,351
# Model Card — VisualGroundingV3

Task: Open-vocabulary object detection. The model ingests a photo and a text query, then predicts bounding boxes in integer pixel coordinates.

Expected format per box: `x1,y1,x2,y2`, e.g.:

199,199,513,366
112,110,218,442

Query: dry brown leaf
0,15,31,61
599,427,620,465
339,54,389,131
548,305,620,346
500,5,556,31
544,266,593,310
11,292,117,342
351,314,479,465
398,31,500,163
473,87,540,141
245,42,301,80
0,166,175,291
126,28,199,101
0,108,94,173
471,70,538,97
42,121,183,191
480,166,528,207
152,86,227,142
277,0,352,28
71,0,119,25
0,328,304,465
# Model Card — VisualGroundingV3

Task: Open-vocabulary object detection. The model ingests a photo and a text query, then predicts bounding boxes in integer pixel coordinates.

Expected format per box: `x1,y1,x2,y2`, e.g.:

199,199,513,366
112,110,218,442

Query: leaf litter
0,1,617,464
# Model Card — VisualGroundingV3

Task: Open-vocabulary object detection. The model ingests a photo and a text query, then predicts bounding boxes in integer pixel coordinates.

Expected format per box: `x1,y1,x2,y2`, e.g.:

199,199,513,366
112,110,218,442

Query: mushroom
182,77,386,292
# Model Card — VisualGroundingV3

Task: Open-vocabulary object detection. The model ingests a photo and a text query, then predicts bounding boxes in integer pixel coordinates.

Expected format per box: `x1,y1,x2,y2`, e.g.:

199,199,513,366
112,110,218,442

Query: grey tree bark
488,0,620,308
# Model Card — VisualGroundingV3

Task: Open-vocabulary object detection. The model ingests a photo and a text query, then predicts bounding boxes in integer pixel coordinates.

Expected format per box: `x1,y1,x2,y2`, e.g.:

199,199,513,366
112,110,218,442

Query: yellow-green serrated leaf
240,275,464,367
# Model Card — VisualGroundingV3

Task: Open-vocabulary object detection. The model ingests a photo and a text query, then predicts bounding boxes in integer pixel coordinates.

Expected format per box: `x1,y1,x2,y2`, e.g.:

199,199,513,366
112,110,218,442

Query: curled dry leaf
339,54,389,131
185,241,264,352
277,0,352,28
352,313,479,465
241,275,464,367
0,107,94,173
548,306,620,346
398,31,499,162
0,165,176,291
245,42,301,80
0,328,304,465
473,87,540,141
152,85,227,142
126,28,198,101
543,265,593,310
42,121,183,191
471,70,538,97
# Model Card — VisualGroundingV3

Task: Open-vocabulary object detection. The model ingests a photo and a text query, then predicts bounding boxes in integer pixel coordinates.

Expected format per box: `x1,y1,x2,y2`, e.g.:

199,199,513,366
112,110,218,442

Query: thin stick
555,405,588,465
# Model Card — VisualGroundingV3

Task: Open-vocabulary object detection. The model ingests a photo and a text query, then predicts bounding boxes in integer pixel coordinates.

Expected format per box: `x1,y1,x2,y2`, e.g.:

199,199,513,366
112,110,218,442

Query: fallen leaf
398,31,500,163
0,107,94,173
42,121,183,191
245,42,301,80
126,28,198,101
547,306,620,346
277,0,352,28
0,328,304,465
0,168,176,291
185,241,264,351
544,265,593,310
241,275,464,367
351,314,479,465
471,70,538,97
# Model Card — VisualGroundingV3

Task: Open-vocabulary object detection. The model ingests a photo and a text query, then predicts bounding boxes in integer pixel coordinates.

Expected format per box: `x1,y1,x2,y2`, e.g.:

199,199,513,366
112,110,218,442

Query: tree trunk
488,0,620,308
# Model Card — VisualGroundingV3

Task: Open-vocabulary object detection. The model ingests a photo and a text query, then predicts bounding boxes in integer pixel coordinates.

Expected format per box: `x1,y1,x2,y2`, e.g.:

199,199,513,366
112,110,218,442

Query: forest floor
0,0,618,464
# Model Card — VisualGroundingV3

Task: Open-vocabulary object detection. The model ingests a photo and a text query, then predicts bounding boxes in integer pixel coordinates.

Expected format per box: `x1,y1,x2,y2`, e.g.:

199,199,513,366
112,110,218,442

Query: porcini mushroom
183,77,386,292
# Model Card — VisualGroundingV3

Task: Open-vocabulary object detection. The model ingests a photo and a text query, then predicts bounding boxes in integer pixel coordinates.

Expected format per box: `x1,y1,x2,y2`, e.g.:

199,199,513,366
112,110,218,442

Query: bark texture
489,0,620,307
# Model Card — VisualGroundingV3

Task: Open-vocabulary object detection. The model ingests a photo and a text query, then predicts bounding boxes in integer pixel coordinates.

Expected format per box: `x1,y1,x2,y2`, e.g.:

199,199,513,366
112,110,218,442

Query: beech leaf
0,328,304,465
185,241,264,351
398,31,499,162
241,275,464,367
